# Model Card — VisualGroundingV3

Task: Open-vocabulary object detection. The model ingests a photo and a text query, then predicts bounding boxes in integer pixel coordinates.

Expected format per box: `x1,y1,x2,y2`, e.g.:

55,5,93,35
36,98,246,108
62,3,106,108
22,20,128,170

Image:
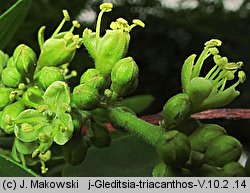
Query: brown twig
191,109,250,120
140,109,250,125
103,109,250,131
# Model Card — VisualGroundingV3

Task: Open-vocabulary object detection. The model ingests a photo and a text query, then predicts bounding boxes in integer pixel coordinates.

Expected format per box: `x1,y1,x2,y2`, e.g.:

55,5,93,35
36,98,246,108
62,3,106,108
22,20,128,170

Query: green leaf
44,81,71,114
0,0,32,50
120,95,155,114
62,133,159,176
0,153,39,176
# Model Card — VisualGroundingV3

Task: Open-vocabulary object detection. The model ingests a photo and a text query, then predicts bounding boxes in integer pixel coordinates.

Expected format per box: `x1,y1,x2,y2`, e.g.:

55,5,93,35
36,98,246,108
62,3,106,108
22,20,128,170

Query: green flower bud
189,124,226,152
95,29,130,75
13,44,37,78
36,32,81,73
221,162,247,177
63,134,88,166
36,66,64,90
72,84,100,110
163,93,192,128
152,162,183,177
0,88,13,110
80,68,107,90
1,67,23,88
87,122,111,148
156,130,191,167
0,102,25,132
186,77,212,108
22,86,44,106
110,57,139,96
204,135,242,167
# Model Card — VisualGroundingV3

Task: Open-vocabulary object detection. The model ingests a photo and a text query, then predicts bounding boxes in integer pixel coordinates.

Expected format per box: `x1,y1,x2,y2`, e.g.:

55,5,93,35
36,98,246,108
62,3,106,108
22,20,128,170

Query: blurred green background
1,0,250,142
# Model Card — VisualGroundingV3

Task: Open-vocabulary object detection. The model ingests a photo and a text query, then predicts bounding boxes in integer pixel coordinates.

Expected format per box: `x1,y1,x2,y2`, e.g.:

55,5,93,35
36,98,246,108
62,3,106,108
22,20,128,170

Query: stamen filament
219,78,227,92
205,64,218,79
95,10,105,48
52,18,67,38
212,70,227,87
209,67,221,80
51,10,70,38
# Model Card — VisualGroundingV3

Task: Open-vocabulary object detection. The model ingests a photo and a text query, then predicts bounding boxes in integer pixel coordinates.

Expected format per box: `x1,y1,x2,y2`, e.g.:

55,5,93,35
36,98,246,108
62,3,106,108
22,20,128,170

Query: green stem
95,10,104,49
52,18,66,38
108,107,164,146
205,64,217,79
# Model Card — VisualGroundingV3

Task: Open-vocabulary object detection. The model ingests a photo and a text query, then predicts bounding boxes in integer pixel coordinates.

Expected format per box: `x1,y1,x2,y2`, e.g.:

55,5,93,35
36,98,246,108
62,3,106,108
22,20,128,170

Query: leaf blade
0,0,32,50
62,133,159,176
0,153,39,176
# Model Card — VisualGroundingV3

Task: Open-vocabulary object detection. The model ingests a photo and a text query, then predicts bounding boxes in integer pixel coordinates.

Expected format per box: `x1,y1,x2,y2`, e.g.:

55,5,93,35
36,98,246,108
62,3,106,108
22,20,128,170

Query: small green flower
72,84,100,110
80,68,107,90
181,39,246,112
156,130,191,167
110,57,139,96
35,10,82,74
189,124,226,152
1,66,23,88
0,101,25,133
82,3,144,75
204,135,242,167
163,93,193,128
13,44,37,79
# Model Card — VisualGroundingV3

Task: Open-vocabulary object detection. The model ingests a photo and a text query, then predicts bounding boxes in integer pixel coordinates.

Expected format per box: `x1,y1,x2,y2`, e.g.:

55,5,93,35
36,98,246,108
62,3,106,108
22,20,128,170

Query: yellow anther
110,21,119,30
39,150,52,162
237,61,244,68
100,3,113,12
208,47,219,55
72,20,80,28
4,114,12,125
117,18,128,25
238,71,246,83
224,71,235,81
71,70,77,77
132,19,145,28
205,39,222,48
21,123,34,133
62,10,70,21
39,133,50,143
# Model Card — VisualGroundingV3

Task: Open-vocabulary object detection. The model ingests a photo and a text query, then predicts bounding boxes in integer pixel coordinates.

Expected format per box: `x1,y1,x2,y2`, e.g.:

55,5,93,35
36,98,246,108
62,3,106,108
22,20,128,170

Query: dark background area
1,0,250,142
